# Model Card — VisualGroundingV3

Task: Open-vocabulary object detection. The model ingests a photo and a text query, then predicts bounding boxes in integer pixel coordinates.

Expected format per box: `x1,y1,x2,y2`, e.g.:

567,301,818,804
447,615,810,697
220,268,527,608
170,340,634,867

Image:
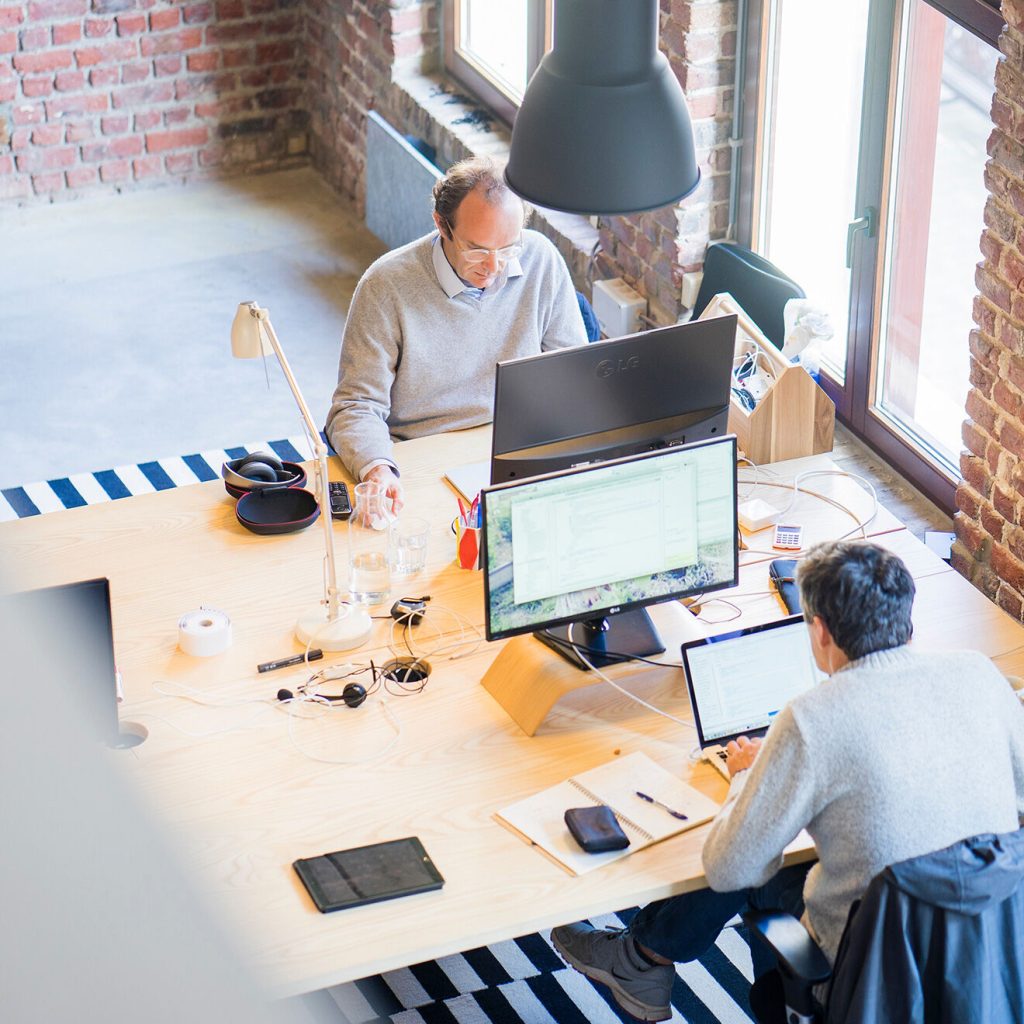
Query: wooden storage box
698,292,835,464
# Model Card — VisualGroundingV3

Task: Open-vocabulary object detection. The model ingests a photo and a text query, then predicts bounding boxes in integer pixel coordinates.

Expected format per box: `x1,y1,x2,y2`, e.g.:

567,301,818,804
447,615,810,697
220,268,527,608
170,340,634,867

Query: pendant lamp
505,0,700,215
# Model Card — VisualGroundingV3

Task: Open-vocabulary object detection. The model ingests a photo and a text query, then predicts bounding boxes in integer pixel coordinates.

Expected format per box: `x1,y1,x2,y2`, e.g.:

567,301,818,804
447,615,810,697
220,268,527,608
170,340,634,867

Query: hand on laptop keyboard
724,735,762,777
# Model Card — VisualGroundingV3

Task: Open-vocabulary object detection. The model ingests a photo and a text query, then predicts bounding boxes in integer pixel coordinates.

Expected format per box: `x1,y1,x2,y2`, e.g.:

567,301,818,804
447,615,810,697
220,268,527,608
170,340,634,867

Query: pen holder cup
451,517,482,571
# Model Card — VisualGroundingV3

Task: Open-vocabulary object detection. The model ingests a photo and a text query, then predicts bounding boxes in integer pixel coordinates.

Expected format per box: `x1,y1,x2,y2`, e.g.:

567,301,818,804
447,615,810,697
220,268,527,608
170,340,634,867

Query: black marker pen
257,649,324,673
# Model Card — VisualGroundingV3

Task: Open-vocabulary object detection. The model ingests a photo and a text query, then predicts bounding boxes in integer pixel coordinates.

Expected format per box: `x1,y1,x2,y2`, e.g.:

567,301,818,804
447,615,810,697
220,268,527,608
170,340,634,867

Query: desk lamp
505,0,700,215
231,301,371,651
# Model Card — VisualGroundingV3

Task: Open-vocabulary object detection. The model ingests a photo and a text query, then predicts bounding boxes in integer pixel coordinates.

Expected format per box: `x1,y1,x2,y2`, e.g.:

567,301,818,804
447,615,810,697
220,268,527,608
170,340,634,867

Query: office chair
743,828,1024,1024
576,290,601,341
691,242,805,349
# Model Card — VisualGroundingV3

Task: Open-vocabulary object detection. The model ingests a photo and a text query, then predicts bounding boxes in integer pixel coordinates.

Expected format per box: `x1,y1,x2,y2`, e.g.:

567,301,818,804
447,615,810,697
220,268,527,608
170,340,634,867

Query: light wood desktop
3,426,1021,998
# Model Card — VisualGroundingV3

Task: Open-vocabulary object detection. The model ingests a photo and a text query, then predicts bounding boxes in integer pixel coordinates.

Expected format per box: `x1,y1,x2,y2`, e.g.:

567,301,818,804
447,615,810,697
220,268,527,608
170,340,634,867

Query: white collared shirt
430,233,523,299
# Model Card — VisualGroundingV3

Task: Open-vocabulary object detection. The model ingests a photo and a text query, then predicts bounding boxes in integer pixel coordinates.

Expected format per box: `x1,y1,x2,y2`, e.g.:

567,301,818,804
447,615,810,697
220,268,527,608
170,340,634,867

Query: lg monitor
489,314,737,485
481,434,738,669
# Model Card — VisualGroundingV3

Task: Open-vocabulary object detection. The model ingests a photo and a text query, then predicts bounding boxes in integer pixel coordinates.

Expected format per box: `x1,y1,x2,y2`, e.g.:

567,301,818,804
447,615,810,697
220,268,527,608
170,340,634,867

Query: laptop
681,615,824,780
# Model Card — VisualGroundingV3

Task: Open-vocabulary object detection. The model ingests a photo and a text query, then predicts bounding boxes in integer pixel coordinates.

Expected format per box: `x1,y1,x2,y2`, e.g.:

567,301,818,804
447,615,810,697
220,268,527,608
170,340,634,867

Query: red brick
221,45,248,67
162,105,188,124
52,22,82,46
64,120,94,141
75,39,137,66
255,40,293,63
153,53,181,75
1003,249,1024,291
138,27,200,55
119,60,148,82
31,123,61,145
28,0,87,20
19,25,48,49
956,482,982,519
164,149,193,173
100,113,129,133
32,171,64,193
961,452,992,498
215,0,243,17
0,31,15,53
10,127,30,149
89,66,118,86
12,103,44,125
65,165,97,187
22,75,53,97
205,20,261,44
0,153,13,172
17,145,76,170
186,49,218,71
55,69,85,90
133,154,161,177
0,8,25,27
99,158,129,181
116,13,146,34
85,17,113,37
111,80,173,107
182,3,211,23
44,91,106,116
149,8,178,30
14,49,73,73
133,110,159,130
0,80,17,101
145,124,206,151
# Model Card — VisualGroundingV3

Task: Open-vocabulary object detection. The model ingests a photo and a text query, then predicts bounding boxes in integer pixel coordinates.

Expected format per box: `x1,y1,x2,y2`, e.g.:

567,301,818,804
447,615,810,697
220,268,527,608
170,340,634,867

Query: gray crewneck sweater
325,229,587,477
702,646,1024,962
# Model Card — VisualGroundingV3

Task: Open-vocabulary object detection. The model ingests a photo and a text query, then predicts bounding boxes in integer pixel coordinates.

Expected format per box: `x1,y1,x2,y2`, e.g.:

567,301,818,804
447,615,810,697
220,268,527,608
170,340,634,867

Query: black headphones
276,682,367,708
235,451,299,485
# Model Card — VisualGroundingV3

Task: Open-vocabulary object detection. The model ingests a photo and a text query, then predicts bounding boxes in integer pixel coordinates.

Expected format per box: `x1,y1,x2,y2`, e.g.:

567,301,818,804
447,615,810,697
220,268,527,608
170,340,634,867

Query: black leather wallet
564,805,631,853
769,558,801,615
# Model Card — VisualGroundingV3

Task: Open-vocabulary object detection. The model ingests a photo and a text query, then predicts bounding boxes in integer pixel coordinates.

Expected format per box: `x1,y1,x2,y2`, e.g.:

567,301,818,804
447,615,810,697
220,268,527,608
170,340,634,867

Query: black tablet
293,836,444,913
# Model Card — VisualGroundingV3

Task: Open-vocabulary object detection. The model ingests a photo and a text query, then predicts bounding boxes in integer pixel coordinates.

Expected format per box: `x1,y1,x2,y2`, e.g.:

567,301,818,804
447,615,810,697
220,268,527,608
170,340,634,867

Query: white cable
284,691,402,765
566,623,696,732
781,469,878,539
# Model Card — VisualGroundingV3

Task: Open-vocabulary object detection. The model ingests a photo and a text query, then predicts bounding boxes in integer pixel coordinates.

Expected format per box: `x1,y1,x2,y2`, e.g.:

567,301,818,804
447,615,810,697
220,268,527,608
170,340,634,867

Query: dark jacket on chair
826,829,1024,1024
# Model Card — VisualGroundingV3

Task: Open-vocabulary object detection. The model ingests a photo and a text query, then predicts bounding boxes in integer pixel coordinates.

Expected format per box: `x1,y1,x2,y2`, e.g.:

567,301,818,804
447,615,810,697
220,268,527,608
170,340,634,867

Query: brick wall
953,0,1024,617
598,0,736,324
0,0,307,202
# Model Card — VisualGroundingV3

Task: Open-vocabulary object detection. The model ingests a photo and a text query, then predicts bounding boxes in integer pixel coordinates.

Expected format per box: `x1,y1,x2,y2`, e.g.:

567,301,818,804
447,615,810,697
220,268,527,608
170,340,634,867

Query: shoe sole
552,935,672,1023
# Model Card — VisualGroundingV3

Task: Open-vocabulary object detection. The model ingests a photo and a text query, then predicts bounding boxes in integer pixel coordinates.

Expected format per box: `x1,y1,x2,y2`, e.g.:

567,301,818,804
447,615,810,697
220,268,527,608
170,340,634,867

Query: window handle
846,206,878,268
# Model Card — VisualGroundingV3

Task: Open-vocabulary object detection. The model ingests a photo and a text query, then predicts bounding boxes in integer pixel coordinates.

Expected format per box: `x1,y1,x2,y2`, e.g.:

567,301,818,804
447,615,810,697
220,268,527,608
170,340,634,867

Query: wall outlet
592,278,647,338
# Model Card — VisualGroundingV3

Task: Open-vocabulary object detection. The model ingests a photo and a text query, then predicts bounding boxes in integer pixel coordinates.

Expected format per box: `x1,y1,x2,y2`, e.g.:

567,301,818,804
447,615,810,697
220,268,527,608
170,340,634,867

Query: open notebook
496,751,721,876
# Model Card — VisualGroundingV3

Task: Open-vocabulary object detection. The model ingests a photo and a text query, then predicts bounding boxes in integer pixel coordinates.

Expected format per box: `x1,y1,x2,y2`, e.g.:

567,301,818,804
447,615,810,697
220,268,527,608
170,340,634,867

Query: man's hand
725,735,762,778
364,464,405,515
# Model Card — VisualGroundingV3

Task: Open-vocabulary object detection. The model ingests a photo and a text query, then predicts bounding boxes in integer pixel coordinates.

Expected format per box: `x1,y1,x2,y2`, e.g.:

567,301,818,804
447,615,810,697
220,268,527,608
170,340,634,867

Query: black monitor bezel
489,314,738,486
480,434,739,644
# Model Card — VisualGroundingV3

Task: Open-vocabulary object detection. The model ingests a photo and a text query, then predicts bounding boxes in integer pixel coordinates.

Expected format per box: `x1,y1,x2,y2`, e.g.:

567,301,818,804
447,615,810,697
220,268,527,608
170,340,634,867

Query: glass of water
391,516,429,575
348,481,394,604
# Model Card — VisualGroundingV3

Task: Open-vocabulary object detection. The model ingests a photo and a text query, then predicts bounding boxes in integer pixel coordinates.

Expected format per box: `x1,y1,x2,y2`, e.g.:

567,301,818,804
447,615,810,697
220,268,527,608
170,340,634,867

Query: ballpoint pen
635,791,688,820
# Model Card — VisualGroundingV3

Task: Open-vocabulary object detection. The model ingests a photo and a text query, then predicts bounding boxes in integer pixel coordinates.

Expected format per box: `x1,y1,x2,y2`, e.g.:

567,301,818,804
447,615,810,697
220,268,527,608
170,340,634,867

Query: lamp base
295,604,373,652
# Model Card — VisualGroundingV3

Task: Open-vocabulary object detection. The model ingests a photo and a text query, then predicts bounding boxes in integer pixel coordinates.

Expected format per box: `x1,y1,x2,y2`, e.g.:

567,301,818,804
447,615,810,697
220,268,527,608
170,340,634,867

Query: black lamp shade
505,0,700,216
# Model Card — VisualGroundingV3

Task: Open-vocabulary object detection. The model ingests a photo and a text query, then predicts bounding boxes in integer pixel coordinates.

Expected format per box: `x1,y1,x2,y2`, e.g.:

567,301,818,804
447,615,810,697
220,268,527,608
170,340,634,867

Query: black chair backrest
692,242,805,349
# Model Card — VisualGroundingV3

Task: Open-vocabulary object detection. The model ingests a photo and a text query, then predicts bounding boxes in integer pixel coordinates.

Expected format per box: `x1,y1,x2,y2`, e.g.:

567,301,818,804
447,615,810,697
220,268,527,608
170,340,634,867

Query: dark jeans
629,862,813,978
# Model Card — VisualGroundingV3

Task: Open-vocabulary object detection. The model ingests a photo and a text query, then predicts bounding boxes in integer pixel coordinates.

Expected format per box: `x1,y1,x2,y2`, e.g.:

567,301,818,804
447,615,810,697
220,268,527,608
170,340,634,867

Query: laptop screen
681,616,823,747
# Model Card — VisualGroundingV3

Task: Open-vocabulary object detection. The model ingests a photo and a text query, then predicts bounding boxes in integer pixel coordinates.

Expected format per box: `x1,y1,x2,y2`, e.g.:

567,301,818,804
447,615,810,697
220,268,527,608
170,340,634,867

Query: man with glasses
325,157,587,510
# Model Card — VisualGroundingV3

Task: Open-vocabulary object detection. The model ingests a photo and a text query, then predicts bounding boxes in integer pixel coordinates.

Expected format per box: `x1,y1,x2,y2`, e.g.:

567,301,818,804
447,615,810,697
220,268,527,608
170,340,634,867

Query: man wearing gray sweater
325,157,587,510
553,541,1024,1022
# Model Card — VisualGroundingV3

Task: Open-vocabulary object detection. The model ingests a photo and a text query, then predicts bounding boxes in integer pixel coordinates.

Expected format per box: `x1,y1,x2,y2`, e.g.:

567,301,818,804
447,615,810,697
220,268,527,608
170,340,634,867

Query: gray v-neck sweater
325,229,587,477
702,646,1024,962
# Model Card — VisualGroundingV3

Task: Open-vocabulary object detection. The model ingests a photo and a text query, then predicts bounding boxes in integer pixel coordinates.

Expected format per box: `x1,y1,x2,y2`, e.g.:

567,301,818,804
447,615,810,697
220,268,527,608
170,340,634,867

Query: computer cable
565,623,696,731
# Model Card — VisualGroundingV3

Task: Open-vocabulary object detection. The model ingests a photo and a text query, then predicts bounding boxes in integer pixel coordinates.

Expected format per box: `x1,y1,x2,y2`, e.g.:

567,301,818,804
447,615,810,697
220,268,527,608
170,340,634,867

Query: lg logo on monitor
595,355,640,378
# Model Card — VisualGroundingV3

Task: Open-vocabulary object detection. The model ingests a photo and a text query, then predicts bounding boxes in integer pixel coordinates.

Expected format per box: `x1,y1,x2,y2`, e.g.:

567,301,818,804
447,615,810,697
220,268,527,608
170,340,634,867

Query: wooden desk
3,427,1019,998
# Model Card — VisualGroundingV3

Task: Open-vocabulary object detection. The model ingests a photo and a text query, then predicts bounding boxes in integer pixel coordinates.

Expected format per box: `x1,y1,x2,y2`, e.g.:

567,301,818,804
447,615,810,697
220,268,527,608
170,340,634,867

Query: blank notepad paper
495,751,721,875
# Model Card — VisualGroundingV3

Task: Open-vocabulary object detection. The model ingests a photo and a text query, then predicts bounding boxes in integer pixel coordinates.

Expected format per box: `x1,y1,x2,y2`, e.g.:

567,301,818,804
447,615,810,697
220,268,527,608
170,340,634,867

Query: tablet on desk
293,836,444,913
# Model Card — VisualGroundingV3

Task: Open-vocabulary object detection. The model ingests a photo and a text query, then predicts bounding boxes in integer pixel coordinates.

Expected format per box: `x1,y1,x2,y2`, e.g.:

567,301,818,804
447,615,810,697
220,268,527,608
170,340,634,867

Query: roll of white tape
177,607,232,657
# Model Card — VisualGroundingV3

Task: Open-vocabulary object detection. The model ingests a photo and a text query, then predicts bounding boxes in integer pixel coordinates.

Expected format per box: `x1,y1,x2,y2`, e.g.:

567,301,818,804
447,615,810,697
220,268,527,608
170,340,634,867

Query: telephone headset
234,451,301,485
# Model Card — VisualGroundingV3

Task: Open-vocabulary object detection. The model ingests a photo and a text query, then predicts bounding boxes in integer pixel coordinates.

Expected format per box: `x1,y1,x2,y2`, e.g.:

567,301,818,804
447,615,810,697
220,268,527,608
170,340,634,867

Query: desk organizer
698,292,835,464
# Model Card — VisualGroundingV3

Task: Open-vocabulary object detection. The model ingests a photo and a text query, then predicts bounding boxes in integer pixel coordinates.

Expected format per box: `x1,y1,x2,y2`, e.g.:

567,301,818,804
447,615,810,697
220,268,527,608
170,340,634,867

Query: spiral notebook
495,751,721,876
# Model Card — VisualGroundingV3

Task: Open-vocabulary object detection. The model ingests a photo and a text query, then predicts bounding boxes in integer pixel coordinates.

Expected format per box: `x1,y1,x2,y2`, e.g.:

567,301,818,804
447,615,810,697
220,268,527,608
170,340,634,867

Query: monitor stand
536,609,665,671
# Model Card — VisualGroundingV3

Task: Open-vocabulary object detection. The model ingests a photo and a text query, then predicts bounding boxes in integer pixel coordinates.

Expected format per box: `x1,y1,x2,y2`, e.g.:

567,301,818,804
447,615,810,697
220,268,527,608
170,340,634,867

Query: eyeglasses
449,231,523,267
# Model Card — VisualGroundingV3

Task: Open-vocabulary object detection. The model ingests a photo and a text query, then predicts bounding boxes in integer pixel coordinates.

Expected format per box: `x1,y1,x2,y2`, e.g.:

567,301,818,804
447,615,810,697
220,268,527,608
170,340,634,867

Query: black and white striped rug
5,439,758,1023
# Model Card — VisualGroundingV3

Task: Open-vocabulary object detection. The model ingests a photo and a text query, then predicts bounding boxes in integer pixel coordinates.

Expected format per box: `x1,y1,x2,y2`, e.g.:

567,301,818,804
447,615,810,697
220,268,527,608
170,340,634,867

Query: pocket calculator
772,523,803,551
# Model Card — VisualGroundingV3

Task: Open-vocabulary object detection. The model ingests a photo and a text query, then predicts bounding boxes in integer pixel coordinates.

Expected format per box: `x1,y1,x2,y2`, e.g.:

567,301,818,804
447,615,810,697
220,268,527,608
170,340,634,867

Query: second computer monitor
490,313,737,485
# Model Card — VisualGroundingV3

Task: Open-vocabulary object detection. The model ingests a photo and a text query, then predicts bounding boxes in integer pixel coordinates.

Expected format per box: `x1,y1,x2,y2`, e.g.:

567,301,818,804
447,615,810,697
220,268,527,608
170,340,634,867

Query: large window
743,0,1002,510
442,0,551,125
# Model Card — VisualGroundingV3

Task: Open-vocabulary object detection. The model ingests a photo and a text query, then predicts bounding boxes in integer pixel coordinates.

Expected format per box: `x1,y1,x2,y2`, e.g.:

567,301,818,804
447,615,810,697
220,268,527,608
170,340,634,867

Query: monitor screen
481,435,738,654
490,314,737,485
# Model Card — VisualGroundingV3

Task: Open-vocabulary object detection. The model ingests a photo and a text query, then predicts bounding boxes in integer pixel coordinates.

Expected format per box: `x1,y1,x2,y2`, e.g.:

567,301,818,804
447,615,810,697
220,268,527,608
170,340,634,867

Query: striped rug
4,439,758,1023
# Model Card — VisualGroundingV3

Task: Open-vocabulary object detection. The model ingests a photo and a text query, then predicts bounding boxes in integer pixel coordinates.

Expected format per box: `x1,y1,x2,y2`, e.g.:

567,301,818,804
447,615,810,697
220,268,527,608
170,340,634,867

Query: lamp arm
256,313,342,621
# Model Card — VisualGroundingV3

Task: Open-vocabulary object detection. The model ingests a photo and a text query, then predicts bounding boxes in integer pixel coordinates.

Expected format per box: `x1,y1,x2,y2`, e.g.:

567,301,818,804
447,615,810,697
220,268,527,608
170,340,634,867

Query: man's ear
809,614,831,651
433,212,450,239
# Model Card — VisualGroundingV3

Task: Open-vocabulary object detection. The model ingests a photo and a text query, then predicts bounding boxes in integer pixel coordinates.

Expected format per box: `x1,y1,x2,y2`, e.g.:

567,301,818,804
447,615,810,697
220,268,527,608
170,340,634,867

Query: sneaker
551,923,674,1022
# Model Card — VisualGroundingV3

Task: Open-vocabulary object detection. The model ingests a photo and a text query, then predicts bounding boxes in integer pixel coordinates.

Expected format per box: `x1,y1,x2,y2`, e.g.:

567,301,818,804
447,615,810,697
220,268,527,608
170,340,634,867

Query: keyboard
702,745,731,781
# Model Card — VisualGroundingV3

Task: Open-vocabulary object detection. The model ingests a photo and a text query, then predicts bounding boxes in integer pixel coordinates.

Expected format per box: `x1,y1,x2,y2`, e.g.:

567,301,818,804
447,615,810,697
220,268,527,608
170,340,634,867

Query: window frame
442,0,551,128
738,0,1004,513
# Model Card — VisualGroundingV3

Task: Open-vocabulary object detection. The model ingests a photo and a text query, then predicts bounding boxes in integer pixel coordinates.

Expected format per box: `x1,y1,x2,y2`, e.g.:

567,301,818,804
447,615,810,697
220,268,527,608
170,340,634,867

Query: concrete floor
0,167,387,491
